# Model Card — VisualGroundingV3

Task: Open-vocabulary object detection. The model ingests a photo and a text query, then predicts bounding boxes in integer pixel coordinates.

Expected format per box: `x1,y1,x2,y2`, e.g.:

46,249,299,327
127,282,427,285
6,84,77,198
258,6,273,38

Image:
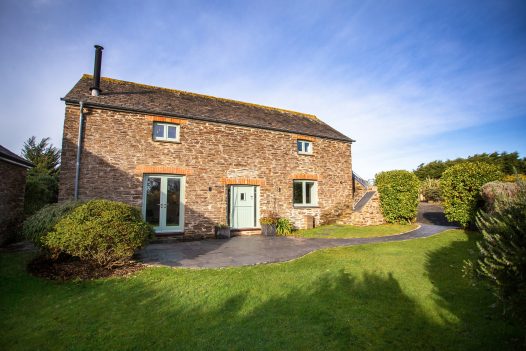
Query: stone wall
350,190,385,226
59,105,354,238
0,161,27,245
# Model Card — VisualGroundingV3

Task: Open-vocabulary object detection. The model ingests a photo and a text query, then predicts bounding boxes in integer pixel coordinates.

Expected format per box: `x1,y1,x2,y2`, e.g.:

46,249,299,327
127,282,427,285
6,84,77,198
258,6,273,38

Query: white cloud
1,0,524,180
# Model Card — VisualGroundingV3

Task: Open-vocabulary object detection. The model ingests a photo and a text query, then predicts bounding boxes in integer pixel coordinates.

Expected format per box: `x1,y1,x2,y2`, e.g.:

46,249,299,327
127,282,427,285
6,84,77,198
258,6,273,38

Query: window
297,140,313,155
153,122,180,142
293,180,318,206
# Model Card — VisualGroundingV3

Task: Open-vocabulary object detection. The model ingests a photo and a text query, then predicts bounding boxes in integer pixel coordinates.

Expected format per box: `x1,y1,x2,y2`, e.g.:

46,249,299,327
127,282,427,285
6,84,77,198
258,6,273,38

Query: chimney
90,45,104,96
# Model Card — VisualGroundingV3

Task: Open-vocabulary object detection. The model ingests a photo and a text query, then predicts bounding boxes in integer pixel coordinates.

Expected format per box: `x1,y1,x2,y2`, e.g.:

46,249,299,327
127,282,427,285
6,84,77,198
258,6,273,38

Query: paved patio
138,223,457,268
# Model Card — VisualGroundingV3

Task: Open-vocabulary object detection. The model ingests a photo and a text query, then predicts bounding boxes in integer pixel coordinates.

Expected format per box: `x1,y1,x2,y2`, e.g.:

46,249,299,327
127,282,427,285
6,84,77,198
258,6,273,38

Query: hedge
376,170,420,224
441,162,502,227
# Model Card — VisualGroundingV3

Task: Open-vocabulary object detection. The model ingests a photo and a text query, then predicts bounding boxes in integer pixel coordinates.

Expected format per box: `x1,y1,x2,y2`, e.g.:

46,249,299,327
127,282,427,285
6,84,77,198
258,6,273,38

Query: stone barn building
59,73,383,238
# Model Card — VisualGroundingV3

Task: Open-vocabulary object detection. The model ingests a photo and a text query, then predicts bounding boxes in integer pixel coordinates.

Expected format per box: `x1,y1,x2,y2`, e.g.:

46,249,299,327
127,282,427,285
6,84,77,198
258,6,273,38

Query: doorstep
151,232,204,243
231,228,262,236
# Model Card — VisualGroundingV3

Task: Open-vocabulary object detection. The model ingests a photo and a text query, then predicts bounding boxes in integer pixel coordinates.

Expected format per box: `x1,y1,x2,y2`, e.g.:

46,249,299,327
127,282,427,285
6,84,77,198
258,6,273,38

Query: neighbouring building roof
0,145,34,168
62,75,354,143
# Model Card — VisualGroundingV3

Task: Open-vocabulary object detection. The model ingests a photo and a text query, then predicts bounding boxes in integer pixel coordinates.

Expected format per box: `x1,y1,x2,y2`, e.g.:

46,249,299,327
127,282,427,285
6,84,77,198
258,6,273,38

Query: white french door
142,175,185,233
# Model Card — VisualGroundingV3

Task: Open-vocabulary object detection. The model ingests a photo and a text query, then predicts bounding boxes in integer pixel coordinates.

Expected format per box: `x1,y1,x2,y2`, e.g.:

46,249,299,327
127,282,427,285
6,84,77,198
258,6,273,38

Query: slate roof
62,75,354,143
0,145,34,168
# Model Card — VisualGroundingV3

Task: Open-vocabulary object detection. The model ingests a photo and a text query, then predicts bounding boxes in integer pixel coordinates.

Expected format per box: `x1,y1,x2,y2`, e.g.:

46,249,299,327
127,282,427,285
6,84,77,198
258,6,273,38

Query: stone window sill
153,139,181,144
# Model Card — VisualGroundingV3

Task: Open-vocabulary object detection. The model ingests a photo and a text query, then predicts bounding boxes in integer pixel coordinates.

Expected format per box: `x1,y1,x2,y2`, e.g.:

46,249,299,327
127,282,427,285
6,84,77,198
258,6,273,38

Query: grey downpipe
74,101,84,200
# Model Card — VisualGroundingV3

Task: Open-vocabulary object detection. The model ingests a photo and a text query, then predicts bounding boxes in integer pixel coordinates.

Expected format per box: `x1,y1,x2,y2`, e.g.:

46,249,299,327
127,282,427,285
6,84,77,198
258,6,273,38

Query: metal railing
352,171,369,189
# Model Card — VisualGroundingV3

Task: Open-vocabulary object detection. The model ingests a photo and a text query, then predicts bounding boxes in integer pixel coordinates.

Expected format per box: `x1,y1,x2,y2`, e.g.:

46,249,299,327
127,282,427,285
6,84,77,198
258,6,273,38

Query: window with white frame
153,122,180,142
293,180,318,206
297,140,313,154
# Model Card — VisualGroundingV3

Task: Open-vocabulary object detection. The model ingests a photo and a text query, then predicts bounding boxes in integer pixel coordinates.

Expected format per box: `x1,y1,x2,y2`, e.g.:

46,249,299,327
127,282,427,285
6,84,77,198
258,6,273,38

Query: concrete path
139,223,458,268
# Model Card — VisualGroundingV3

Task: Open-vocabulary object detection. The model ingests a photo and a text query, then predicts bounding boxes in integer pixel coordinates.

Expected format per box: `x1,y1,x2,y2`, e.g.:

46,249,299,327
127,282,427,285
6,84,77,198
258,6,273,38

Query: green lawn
0,230,522,350
293,223,418,238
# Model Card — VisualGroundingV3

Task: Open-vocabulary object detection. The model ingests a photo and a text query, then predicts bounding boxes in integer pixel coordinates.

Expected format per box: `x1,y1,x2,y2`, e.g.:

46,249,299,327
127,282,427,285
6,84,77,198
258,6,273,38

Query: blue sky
0,0,525,179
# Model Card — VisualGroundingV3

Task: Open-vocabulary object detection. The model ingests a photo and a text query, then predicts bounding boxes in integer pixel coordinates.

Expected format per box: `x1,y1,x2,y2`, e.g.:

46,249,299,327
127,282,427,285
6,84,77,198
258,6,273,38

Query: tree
414,161,447,180
21,137,61,215
413,152,526,180
21,136,60,175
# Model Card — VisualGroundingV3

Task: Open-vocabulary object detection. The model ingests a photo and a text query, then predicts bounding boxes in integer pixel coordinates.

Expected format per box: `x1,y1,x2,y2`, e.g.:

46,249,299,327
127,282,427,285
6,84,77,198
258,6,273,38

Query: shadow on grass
1,237,523,350
1,254,442,350
425,231,523,349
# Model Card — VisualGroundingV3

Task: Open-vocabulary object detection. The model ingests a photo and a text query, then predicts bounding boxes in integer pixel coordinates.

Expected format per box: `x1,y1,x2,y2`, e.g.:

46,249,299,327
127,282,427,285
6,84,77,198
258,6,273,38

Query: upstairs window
297,140,313,155
153,122,180,142
293,180,318,206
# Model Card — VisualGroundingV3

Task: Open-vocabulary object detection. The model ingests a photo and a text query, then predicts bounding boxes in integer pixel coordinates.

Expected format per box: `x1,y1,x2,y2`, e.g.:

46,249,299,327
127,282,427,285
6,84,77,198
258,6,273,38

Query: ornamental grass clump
376,170,420,224
420,178,442,202
276,218,294,236
441,162,502,227
43,200,154,267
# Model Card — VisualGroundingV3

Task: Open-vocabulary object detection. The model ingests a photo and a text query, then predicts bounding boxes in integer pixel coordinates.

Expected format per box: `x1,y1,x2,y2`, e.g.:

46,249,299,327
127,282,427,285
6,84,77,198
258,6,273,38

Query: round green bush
376,170,420,224
22,201,81,247
441,162,502,227
43,200,154,266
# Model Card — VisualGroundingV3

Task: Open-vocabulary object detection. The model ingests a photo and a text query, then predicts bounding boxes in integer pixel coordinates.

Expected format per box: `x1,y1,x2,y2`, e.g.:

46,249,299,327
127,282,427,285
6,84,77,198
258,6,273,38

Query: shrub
480,181,520,214
43,200,154,266
276,218,294,236
375,170,420,224
441,162,502,227
421,178,442,202
22,136,60,216
502,174,526,182
470,179,526,320
22,201,81,247
24,172,59,216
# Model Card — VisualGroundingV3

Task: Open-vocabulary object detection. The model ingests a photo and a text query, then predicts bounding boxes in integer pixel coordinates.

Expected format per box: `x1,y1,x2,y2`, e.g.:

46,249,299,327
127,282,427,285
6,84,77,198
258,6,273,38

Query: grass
0,230,522,350
292,223,419,238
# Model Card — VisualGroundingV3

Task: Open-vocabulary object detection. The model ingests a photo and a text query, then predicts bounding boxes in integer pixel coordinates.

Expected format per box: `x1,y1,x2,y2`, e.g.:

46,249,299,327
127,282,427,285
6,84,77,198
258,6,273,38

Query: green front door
230,185,257,228
143,175,185,233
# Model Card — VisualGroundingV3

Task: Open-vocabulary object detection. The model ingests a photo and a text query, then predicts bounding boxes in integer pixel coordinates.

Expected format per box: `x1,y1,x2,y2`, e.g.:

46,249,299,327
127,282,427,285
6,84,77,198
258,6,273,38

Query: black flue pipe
90,45,104,96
